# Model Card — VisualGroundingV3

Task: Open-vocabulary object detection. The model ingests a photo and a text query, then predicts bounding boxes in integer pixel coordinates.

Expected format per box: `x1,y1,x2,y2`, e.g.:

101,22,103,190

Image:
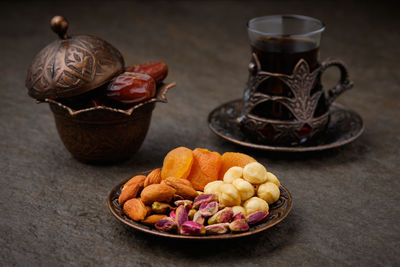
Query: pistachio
155,217,177,232
169,210,176,220
199,202,219,217
229,219,249,232
193,211,205,225
180,221,206,236
174,200,193,211
205,223,230,235
188,209,197,220
247,211,269,225
232,212,245,221
175,205,188,227
193,194,218,209
151,202,172,214
207,207,234,225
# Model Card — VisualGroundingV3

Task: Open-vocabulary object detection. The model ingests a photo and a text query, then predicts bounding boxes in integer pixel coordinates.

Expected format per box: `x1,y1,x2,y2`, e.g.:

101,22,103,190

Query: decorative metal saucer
107,175,292,240
208,99,364,152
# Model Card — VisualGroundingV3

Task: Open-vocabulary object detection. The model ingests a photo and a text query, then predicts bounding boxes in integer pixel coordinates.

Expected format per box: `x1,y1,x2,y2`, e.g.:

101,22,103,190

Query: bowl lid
26,16,125,100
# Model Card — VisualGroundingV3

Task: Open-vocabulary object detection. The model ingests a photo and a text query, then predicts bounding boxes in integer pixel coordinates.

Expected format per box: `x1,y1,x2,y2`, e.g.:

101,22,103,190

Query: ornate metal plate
107,176,292,240
208,99,364,152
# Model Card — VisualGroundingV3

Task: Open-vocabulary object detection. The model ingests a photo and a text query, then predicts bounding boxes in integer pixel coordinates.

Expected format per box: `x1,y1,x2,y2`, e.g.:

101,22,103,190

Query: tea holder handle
320,58,354,106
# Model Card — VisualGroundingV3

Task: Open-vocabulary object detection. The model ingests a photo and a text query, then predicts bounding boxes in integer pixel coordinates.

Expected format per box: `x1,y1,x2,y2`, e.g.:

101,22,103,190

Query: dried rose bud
180,221,206,236
155,217,177,232
229,219,249,232
193,194,218,209
232,212,245,221
247,211,269,225
175,205,188,227
193,211,205,225
151,202,172,214
169,210,176,220
207,207,234,225
174,200,193,211
205,223,230,235
199,202,219,217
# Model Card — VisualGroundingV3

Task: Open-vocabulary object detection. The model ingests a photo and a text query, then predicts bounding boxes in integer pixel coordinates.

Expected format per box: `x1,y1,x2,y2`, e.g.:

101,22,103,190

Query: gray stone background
0,0,399,266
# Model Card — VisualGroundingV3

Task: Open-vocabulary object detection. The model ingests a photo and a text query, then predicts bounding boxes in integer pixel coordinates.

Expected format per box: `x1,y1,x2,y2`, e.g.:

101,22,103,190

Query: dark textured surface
0,1,399,266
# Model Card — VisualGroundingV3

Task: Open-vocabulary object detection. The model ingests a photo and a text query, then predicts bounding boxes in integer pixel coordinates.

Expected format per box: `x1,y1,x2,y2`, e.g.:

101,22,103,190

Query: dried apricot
219,152,256,178
161,147,194,180
187,148,222,191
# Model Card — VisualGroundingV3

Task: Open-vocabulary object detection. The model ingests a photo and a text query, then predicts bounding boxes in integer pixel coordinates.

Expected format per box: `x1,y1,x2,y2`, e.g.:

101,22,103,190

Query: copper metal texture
26,16,124,100
47,83,175,164
107,174,292,240
208,99,364,152
238,53,353,145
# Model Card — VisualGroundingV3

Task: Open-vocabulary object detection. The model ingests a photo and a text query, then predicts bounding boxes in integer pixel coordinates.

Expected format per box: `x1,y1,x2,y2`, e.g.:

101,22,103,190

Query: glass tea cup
240,15,353,145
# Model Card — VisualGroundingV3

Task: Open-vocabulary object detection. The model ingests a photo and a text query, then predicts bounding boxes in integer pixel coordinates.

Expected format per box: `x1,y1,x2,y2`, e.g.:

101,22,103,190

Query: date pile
118,147,281,236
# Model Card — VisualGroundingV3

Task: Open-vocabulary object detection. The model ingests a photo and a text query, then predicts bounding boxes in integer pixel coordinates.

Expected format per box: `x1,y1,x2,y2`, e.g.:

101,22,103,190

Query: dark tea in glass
248,15,326,120
240,15,353,145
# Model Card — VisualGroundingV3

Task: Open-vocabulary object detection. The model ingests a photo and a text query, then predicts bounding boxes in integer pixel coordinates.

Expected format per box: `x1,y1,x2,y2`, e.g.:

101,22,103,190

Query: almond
140,184,176,205
124,175,146,188
118,175,146,205
141,214,168,226
173,177,193,187
162,177,198,200
123,198,147,221
173,194,184,201
144,168,162,187
145,205,152,216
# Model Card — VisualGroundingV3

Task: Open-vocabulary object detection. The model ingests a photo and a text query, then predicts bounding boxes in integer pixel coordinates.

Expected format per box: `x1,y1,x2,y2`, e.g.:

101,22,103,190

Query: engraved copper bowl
45,83,174,164
26,16,175,164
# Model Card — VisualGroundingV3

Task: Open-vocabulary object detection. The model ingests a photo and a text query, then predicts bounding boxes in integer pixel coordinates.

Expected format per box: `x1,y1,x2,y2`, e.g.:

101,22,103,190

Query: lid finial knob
50,15,69,39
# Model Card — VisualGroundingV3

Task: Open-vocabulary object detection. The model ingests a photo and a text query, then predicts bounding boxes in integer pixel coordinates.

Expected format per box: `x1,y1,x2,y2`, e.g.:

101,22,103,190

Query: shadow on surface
217,132,371,165
113,211,298,262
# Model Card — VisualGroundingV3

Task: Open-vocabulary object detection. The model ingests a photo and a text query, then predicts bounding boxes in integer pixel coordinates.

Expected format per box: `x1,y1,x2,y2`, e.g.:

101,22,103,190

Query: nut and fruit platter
108,147,292,238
